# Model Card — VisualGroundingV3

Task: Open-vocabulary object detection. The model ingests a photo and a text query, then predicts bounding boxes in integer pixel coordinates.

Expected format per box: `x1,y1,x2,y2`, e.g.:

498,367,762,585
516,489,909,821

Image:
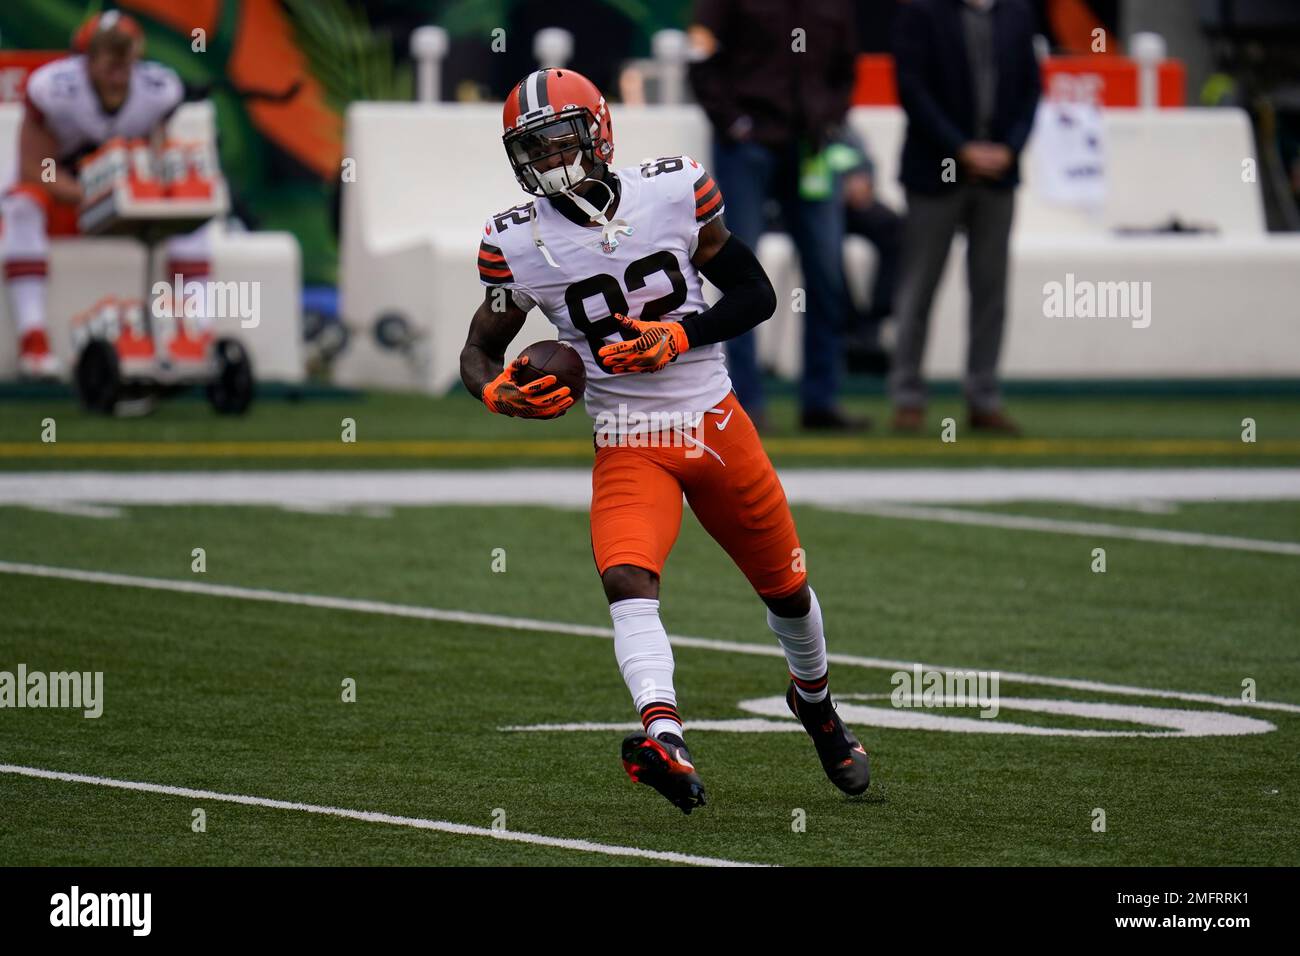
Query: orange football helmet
502,68,614,197
73,10,145,55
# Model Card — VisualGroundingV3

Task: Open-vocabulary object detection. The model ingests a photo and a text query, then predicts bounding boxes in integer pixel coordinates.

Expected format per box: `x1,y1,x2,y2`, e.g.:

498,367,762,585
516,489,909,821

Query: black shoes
621,732,707,815
786,682,871,795
620,690,870,812
800,406,873,432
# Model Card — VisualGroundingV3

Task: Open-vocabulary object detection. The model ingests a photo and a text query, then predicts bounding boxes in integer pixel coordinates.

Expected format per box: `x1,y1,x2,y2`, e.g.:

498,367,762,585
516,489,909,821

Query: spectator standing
689,0,866,430
890,0,1041,434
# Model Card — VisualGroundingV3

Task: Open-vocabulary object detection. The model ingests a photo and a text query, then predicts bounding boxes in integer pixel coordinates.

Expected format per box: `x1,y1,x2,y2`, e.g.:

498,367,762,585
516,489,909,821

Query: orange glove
481,355,573,419
598,313,690,374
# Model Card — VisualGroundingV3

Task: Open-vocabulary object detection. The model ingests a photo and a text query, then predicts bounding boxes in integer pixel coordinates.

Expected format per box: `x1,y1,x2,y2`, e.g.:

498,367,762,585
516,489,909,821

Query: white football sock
610,597,682,738
767,587,830,703
3,190,51,337
8,276,47,335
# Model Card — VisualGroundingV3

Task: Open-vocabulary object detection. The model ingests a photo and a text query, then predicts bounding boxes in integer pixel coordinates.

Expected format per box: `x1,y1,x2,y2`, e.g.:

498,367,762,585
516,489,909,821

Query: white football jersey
23,55,184,164
478,155,732,426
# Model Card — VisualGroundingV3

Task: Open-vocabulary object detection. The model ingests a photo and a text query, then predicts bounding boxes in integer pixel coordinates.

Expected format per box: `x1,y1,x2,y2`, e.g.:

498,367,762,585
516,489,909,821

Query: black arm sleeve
680,234,777,348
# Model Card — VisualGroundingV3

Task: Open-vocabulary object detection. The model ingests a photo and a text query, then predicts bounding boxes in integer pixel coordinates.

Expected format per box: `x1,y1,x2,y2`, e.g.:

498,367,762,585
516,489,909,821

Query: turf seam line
3,559,1298,716
0,764,769,868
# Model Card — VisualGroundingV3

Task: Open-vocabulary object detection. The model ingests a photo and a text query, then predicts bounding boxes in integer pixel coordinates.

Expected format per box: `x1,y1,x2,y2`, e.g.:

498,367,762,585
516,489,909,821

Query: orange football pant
590,390,805,599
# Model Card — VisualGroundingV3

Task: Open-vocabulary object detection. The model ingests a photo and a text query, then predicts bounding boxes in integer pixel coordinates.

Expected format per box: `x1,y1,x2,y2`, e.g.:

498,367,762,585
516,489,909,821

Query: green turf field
1,387,1298,469
1,390,1298,866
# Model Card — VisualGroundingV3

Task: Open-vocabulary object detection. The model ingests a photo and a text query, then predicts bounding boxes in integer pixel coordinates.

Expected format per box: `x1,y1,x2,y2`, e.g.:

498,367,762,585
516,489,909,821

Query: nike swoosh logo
715,410,734,431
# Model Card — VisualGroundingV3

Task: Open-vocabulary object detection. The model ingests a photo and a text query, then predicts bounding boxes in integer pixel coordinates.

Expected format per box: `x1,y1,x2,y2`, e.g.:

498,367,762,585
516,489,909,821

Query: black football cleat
786,682,871,795
621,732,707,815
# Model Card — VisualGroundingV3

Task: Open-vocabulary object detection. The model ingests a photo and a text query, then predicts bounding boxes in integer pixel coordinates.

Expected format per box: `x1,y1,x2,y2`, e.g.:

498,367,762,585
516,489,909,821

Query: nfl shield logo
600,224,633,255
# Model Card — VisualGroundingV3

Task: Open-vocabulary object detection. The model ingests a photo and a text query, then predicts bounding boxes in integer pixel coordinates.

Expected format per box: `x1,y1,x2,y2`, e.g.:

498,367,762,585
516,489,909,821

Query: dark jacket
689,0,857,149
894,0,1041,193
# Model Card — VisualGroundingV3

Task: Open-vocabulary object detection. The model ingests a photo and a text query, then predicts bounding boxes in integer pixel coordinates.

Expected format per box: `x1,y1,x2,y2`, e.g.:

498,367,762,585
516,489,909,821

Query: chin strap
532,172,634,268
530,205,560,269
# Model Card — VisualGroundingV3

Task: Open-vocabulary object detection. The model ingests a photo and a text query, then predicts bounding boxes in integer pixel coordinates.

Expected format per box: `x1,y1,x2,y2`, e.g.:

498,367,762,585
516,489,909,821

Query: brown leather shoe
968,408,1022,435
891,406,925,433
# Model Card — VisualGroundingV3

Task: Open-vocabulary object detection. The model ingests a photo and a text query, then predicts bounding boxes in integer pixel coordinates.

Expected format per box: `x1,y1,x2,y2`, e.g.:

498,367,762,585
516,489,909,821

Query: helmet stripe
522,69,550,114
526,71,539,111
517,75,530,114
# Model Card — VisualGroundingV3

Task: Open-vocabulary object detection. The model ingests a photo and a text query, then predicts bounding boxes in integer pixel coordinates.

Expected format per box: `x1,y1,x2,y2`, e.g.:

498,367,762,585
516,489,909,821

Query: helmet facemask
504,110,602,198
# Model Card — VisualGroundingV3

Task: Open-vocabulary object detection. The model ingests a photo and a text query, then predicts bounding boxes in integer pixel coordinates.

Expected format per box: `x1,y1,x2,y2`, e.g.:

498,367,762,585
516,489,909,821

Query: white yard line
841,503,1300,556
3,559,1297,716
1,467,1299,508
0,560,614,636
0,763,763,867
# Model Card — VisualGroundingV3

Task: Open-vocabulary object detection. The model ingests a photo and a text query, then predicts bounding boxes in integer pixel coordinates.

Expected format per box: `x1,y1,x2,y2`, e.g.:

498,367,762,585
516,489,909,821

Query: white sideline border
0,764,763,868
2,559,1297,716
2,467,1300,508
5,468,1300,555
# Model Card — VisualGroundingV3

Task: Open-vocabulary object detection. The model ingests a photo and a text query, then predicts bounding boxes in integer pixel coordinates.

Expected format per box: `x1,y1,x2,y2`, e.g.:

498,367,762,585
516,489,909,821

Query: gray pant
889,184,1016,412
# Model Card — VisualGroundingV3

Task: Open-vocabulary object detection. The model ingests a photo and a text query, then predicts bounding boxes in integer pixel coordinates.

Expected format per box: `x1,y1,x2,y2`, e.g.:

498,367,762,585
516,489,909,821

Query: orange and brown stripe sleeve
478,239,513,285
693,170,724,223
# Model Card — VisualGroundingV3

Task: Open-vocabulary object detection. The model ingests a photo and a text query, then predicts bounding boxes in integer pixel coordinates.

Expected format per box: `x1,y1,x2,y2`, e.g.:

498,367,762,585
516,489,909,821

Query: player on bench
2,11,213,379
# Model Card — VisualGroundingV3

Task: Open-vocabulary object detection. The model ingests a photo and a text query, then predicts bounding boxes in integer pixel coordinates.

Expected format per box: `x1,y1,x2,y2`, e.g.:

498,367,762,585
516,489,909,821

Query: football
515,339,586,401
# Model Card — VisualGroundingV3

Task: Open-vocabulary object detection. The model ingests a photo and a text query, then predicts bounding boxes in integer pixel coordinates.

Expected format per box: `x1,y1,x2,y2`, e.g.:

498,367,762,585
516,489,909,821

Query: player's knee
762,580,810,618
602,564,659,603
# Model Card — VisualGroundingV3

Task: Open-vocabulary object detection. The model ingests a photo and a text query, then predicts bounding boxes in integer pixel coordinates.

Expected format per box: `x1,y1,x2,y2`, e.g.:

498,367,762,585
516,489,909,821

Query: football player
460,69,870,813
2,12,212,378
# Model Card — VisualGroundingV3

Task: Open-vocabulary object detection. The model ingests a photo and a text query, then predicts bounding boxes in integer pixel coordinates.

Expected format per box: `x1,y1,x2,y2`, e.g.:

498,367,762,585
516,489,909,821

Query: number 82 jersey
477,155,732,425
